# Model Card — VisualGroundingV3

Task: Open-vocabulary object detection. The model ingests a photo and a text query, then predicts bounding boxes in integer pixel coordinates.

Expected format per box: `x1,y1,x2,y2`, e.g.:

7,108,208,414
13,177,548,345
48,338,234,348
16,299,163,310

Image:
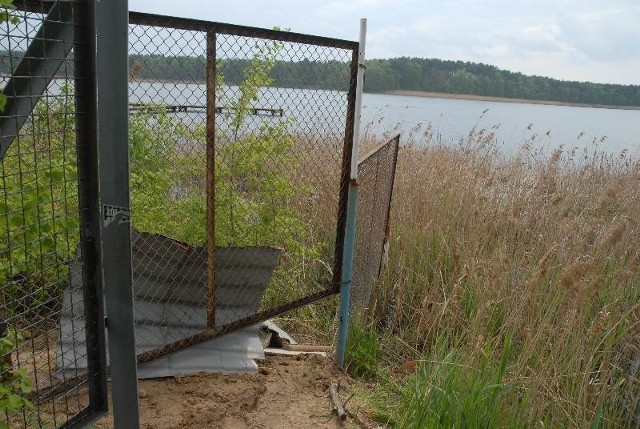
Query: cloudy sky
129,0,640,85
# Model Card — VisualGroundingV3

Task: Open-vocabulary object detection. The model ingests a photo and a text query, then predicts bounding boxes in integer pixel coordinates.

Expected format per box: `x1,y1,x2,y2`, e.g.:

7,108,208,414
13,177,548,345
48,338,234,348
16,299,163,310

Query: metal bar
0,0,74,159
358,134,400,165
206,31,216,329
128,12,358,50
59,408,103,429
12,0,55,13
378,136,400,278
336,18,367,368
136,287,338,364
15,5,358,49
73,0,109,423
95,0,141,427
332,49,359,291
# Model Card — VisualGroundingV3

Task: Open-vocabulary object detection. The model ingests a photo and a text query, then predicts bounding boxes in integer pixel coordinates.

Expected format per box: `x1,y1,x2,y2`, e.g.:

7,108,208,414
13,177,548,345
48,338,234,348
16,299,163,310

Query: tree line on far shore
127,55,640,106
2,52,639,106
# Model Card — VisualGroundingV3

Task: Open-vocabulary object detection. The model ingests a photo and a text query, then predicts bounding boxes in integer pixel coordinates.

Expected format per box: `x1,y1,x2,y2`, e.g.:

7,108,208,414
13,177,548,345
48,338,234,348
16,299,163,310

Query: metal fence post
206,31,217,329
74,0,109,420
336,18,367,368
96,0,141,427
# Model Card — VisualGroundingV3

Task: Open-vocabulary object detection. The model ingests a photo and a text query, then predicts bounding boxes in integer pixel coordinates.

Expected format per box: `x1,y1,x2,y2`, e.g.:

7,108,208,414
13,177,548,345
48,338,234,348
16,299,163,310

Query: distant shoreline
384,90,640,111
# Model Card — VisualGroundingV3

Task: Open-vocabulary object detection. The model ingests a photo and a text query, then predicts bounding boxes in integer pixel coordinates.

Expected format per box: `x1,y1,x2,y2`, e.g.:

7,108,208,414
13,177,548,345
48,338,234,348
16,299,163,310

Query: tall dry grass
354,124,640,427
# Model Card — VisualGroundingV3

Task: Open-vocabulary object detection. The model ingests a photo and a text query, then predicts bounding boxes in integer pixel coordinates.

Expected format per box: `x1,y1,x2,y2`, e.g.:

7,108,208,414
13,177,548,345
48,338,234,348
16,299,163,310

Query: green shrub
0,86,79,319
0,330,33,427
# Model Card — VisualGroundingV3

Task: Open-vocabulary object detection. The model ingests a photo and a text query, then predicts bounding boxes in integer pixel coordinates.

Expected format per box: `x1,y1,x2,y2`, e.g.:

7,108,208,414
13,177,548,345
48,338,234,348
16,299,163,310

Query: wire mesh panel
126,14,358,362
0,1,107,428
352,135,400,310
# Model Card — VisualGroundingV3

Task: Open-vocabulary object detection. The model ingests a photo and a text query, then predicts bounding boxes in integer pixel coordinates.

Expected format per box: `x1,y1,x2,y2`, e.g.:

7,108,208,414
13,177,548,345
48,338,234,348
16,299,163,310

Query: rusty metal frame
127,12,359,364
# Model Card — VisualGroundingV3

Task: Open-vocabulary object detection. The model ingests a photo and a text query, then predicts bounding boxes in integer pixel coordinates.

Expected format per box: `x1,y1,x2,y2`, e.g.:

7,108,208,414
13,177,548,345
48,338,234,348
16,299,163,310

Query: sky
129,0,640,85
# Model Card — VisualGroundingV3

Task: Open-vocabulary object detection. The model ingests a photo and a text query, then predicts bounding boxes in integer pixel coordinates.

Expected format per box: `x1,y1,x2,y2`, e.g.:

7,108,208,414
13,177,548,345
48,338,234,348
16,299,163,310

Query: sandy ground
95,354,377,429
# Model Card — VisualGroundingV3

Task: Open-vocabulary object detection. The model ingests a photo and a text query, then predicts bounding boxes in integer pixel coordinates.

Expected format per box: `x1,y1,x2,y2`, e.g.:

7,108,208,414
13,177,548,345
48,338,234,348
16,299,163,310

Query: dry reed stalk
355,127,640,426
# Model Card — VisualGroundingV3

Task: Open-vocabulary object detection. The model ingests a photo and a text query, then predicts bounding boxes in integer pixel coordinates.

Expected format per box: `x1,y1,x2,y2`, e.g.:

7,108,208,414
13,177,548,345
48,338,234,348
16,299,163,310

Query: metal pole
336,18,367,368
74,0,108,419
96,0,141,427
206,31,217,329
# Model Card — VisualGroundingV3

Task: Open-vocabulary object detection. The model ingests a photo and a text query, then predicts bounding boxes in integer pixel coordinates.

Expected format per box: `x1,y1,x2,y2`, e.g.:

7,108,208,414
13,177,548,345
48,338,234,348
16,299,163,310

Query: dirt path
96,354,373,429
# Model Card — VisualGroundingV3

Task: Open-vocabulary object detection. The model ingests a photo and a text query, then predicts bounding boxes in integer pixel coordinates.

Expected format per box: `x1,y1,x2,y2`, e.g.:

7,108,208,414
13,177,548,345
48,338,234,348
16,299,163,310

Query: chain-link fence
0,1,107,427
352,135,400,310
120,14,359,363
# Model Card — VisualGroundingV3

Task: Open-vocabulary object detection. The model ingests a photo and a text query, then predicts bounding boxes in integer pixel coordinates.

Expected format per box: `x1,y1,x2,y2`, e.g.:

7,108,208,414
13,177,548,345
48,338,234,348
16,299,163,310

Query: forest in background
3,52,640,106
128,55,640,106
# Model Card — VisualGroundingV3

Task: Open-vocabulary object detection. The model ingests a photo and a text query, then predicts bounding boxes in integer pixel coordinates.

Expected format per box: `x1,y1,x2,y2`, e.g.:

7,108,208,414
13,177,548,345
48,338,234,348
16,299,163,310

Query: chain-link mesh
352,135,400,310
0,1,106,428
126,14,358,363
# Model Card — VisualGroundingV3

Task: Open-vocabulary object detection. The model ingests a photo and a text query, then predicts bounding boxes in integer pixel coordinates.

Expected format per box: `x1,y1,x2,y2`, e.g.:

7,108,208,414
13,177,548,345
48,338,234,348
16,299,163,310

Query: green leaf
7,393,22,408
46,169,65,182
19,377,33,394
8,215,23,227
41,237,55,252
590,396,605,429
65,167,78,181
64,218,79,229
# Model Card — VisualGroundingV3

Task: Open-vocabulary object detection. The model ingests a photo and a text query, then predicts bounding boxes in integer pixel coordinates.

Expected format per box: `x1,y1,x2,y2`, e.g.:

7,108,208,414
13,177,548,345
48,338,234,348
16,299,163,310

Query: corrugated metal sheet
58,231,281,377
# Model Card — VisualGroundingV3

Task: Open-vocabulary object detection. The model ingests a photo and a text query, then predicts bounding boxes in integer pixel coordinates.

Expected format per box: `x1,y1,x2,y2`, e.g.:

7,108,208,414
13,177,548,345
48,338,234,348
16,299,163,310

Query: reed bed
343,124,640,428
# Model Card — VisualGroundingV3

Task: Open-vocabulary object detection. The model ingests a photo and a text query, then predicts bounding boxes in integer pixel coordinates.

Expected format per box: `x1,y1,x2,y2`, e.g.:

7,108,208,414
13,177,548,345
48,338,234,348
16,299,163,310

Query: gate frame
127,12,361,366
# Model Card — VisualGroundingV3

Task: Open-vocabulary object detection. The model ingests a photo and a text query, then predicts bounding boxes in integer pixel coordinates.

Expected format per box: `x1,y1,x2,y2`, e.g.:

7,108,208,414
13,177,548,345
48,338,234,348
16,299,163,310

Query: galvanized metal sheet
58,231,281,377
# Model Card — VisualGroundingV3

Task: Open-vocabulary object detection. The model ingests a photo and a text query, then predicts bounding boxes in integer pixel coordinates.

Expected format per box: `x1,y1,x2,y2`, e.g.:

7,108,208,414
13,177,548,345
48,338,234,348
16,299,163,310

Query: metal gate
0,0,108,427
352,135,400,310
2,3,365,426
124,14,359,363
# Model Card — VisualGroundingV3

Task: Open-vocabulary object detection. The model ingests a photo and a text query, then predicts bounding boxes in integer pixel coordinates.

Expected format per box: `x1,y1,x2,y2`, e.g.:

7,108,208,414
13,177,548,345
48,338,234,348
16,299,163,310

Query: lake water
127,81,640,157
4,78,639,156
0,78,592,158
362,93,640,157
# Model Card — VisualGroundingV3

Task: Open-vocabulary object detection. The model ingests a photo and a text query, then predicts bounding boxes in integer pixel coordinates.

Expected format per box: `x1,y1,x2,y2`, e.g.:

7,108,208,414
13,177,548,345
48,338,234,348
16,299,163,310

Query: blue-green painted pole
336,18,366,368
336,184,359,367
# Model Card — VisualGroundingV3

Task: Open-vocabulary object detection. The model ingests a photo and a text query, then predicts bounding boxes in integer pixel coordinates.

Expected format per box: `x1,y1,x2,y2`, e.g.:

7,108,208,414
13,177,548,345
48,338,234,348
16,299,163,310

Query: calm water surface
362,93,640,157
128,81,640,157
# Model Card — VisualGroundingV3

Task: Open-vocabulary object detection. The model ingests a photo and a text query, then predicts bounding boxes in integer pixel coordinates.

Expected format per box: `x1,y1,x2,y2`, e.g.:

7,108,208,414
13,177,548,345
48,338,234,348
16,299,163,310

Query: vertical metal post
336,18,367,367
96,0,140,427
74,0,108,417
206,31,216,329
